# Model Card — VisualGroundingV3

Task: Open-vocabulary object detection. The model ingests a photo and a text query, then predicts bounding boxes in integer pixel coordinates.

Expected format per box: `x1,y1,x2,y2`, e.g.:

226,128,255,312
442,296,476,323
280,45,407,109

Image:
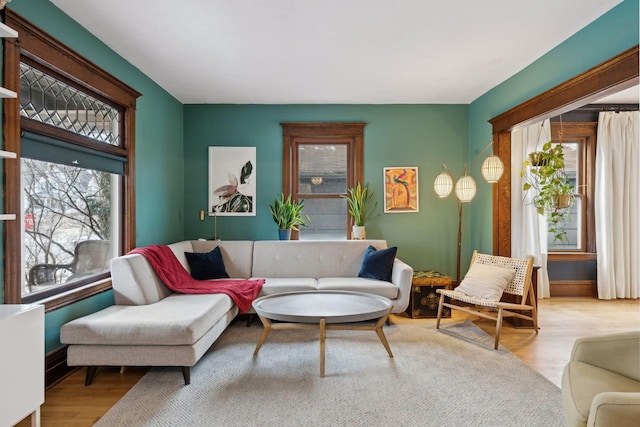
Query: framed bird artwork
208,146,256,216
383,167,419,213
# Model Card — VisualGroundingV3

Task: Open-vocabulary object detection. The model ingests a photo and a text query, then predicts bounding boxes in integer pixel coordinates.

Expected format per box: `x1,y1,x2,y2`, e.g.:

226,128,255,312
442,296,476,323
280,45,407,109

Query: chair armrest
28,263,74,286
571,331,640,381
587,392,640,427
390,258,413,312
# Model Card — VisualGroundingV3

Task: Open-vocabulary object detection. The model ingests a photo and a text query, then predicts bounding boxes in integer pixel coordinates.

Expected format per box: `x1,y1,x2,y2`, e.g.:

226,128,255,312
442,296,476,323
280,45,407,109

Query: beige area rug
95,318,564,427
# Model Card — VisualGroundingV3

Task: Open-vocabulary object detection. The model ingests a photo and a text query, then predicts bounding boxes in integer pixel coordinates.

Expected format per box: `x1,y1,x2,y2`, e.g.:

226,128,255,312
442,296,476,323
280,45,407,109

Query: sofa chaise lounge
61,239,413,385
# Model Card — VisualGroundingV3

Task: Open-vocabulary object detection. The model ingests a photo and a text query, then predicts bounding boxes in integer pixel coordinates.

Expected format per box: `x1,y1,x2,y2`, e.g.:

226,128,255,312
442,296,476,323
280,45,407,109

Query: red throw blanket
129,245,264,313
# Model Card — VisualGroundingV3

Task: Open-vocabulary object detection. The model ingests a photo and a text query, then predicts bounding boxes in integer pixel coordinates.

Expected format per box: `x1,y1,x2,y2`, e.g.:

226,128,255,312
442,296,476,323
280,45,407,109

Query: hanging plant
521,141,574,242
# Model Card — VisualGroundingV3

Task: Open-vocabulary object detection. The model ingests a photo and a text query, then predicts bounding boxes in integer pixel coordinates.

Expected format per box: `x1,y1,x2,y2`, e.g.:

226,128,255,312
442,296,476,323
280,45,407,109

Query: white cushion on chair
454,262,516,300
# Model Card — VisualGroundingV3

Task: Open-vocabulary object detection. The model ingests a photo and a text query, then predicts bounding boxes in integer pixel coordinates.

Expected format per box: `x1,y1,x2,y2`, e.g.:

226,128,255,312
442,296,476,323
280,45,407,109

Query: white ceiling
50,0,624,105
592,85,639,104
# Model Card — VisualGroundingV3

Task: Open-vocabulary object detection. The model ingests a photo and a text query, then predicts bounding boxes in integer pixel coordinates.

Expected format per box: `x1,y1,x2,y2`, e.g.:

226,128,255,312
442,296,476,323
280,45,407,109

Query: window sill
548,252,597,262
29,278,112,313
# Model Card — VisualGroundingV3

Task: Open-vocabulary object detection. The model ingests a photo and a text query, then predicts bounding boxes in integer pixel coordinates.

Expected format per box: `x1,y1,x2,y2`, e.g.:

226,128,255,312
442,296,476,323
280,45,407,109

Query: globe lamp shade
433,170,454,198
455,175,477,202
481,155,504,183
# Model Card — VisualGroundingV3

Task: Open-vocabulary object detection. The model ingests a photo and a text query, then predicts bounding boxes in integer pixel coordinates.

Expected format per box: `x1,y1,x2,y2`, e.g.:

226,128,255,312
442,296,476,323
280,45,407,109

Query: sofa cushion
358,245,397,282
61,293,234,346
317,277,398,299
256,277,318,296
252,240,388,278
191,240,254,279
185,246,230,280
167,241,195,271
111,254,174,305
561,361,640,426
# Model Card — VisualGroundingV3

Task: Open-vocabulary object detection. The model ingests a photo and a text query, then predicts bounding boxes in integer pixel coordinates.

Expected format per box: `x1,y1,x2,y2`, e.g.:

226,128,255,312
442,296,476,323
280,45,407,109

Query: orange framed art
383,167,419,213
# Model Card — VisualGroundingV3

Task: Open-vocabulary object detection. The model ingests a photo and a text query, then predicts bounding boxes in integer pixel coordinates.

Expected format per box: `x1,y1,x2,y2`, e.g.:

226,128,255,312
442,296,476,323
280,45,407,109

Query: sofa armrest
571,331,640,381
587,392,640,427
390,258,413,312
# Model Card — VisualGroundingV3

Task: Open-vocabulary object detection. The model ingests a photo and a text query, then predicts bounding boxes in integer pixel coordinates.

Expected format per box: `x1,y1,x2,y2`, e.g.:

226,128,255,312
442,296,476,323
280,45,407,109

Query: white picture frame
208,146,256,216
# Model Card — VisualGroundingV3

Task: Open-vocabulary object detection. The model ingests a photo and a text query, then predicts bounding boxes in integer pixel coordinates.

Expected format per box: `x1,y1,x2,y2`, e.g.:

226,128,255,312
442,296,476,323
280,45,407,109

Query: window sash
281,123,365,240
21,131,126,175
547,122,596,254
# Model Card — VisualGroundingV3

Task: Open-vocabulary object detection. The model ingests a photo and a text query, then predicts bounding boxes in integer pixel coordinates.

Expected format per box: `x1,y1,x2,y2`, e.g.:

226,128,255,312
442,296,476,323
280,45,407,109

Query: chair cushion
454,262,515,300
185,246,230,280
358,245,397,282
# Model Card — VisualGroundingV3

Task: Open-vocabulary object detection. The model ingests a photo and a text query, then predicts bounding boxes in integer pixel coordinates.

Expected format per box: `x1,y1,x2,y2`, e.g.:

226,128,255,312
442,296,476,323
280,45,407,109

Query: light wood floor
17,297,640,427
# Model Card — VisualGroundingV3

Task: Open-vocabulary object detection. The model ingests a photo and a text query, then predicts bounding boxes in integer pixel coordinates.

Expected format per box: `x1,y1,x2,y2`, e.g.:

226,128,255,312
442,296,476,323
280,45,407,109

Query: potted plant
269,193,310,240
521,141,574,242
342,182,378,240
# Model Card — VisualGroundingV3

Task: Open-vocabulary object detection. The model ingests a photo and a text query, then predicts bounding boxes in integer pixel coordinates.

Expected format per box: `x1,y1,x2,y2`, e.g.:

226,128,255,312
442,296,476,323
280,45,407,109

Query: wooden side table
406,270,452,318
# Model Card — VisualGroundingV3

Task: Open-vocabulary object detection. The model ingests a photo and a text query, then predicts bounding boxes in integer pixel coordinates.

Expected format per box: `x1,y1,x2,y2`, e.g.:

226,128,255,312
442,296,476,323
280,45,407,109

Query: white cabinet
0,21,17,221
0,304,44,427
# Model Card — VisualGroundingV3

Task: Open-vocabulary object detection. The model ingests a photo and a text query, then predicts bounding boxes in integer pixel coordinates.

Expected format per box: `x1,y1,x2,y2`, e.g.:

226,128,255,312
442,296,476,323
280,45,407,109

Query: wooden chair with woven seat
435,251,537,349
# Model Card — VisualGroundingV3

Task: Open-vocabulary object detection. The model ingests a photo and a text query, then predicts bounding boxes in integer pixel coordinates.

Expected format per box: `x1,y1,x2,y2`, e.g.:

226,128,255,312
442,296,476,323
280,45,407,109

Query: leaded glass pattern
19,62,121,146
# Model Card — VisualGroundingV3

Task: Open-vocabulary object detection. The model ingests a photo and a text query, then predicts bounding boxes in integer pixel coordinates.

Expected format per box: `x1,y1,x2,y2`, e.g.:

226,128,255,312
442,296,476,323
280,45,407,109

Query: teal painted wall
4,0,637,354
468,0,639,254
7,0,185,351
183,104,469,273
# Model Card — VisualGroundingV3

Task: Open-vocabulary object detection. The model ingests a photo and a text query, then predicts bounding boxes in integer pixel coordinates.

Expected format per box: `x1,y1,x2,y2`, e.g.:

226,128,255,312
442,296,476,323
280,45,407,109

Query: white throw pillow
455,262,516,300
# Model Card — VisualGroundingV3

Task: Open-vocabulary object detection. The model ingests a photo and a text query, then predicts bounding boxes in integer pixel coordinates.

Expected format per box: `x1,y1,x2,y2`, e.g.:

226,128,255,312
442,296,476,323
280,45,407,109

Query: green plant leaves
269,193,309,231
522,141,575,242
341,182,378,226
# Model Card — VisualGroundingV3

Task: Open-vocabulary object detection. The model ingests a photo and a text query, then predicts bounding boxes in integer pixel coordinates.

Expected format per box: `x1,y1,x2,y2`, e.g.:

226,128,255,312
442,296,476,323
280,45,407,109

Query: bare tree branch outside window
22,158,112,292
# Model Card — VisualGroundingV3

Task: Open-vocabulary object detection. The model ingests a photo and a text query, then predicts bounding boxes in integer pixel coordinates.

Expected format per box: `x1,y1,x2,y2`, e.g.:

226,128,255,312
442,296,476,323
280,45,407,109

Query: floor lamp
433,142,504,283
199,209,220,240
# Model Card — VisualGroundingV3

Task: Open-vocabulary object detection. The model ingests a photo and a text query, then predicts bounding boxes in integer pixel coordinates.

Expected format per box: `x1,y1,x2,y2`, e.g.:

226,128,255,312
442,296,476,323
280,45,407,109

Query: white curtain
511,120,551,298
595,111,639,299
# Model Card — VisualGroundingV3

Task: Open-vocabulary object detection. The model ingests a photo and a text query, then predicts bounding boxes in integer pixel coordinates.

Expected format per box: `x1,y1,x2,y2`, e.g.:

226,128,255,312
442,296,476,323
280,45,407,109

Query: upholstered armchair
561,331,640,427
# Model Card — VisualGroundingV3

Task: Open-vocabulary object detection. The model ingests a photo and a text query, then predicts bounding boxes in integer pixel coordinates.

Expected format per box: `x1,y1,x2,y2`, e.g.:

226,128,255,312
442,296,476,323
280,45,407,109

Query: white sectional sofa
61,239,413,385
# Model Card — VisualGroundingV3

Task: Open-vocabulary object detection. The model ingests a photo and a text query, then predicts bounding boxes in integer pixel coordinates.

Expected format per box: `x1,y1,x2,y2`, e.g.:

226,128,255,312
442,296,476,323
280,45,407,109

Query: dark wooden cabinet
406,271,452,319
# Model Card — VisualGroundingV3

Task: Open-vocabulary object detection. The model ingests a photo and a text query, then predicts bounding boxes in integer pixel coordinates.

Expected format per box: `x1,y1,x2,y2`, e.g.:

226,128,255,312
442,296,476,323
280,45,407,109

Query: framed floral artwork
208,146,256,216
383,167,419,213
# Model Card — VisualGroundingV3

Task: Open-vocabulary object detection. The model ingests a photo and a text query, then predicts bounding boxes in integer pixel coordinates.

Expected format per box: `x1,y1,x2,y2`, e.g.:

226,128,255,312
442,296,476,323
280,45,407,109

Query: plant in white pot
342,182,378,240
269,193,310,240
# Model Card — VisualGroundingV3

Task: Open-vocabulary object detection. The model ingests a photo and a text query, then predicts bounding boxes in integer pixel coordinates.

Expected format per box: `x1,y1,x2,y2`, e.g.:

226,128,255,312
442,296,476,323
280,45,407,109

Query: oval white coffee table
252,290,393,377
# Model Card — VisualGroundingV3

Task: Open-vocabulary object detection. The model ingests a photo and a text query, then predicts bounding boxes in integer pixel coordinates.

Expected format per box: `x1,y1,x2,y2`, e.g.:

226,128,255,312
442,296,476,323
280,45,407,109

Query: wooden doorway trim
489,45,639,256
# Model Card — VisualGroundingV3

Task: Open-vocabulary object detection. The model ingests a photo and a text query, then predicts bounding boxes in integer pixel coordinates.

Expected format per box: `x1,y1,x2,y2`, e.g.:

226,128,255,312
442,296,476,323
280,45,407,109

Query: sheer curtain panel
595,111,639,299
511,120,551,298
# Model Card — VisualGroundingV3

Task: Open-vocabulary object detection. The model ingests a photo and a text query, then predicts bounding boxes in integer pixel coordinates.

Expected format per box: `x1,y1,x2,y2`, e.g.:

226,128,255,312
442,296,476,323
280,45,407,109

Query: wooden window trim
549,122,596,255
2,9,140,310
281,122,365,239
489,45,639,257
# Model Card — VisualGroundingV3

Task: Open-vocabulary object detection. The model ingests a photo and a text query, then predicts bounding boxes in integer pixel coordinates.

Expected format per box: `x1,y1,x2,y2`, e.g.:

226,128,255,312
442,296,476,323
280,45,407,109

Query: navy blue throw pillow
185,246,230,280
358,245,397,282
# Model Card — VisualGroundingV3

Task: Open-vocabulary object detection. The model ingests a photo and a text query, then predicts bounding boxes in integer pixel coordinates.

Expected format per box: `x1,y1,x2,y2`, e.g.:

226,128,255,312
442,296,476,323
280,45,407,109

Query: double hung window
281,123,365,240
3,11,139,307
548,122,596,255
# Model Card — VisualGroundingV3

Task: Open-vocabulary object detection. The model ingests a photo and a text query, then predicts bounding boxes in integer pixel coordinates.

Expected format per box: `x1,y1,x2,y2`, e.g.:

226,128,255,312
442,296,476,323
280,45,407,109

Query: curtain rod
578,105,639,112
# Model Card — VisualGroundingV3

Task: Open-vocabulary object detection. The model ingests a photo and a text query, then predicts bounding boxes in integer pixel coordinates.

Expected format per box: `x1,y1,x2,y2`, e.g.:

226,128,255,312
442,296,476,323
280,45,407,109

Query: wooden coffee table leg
374,314,394,358
320,319,327,378
253,315,272,355
319,318,326,377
